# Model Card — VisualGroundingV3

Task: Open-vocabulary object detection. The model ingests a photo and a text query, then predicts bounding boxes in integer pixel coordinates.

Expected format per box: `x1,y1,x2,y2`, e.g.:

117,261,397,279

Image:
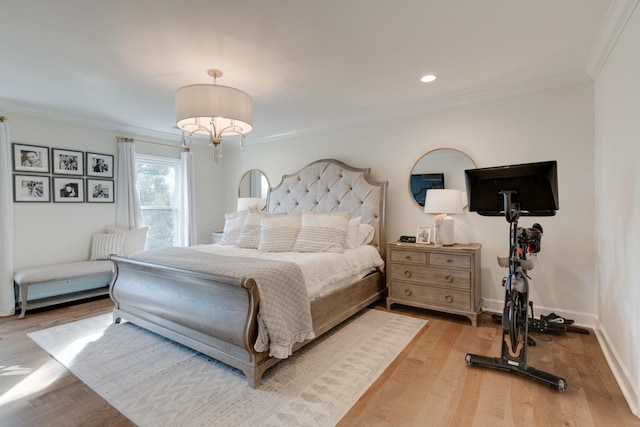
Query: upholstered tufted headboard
267,159,387,259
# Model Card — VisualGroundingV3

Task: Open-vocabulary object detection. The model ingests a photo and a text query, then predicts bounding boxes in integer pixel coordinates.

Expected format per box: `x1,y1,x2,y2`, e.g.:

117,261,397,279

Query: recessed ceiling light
420,74,437,83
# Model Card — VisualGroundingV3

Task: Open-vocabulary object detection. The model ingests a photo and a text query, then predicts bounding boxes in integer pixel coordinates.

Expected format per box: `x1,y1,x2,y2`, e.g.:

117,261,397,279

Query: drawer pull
444,273,453,283
404,270,412,278
446,258,453,263
405,255,412,260
404,289,413,296
445,293,453,302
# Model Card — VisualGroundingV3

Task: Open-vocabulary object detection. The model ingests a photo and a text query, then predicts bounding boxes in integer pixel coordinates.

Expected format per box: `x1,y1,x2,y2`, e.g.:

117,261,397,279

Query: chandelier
175,69,253,164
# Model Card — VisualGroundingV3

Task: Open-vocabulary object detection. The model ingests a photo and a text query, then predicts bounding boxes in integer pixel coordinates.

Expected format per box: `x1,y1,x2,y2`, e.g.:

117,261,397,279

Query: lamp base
438,216,455,246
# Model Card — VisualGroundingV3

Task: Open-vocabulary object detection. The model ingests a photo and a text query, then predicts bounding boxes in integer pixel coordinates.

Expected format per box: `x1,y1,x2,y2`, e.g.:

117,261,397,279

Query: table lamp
237,197,267,211
424,189,464,245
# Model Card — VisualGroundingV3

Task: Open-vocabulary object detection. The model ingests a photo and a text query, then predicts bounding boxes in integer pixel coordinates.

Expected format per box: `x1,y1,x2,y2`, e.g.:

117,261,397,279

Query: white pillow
293,211,351,253
345,218,375,249
356,223,375,246
235,211,262,249
90,232,125,260
219,210,247,245
258,213,301,252
105,226,149,255
345,216,361,249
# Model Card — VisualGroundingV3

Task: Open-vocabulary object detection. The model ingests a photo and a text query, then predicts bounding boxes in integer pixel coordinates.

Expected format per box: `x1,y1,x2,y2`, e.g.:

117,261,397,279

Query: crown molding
585,0,639,79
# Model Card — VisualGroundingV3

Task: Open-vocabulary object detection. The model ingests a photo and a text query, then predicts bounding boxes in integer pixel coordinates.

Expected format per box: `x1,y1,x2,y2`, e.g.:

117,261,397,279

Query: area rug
29,309,426,427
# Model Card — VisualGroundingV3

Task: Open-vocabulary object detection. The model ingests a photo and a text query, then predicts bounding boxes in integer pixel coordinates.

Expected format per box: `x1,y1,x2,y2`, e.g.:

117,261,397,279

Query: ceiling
0,0,617,144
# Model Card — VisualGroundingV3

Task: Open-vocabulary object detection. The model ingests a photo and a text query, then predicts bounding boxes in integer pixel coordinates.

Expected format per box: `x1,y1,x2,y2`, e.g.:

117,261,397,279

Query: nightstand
386,242,482,326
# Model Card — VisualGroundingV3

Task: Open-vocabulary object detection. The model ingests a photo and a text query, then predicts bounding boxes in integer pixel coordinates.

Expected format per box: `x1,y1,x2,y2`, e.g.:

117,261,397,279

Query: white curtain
0,117,15,316
115,139,143,229
181,150,197,245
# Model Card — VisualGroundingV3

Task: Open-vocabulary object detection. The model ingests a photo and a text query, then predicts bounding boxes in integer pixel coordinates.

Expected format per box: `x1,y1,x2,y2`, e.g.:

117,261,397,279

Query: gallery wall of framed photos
11,142,115,203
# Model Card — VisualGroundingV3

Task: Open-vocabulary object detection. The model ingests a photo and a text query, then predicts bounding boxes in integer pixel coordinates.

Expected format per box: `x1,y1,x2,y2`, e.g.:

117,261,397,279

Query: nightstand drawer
389,264,471,289
389,249,427,264
429,253,470,269
389,282,471,310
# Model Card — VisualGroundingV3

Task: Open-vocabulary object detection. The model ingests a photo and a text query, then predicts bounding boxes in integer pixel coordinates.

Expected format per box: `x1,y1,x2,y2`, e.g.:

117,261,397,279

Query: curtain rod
116,136,189,151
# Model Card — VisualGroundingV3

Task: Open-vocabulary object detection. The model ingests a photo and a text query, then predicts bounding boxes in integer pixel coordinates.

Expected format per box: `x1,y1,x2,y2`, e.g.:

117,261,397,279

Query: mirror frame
238,169,270,198
409,148,477,210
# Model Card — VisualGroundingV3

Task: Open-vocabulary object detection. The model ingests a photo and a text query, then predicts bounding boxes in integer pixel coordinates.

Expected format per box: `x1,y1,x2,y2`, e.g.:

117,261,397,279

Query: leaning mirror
238,169,269,199
409,148,477,209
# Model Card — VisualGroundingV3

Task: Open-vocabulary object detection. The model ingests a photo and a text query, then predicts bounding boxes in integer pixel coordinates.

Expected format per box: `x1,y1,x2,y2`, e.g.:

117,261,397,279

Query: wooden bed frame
109,159,387,387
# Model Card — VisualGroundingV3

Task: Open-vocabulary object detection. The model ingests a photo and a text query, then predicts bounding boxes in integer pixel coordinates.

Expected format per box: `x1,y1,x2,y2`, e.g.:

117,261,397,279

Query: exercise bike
463,161,567,391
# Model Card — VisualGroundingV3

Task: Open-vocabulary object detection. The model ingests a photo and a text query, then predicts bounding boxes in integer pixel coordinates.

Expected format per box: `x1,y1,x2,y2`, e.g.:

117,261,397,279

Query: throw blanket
129,248,315,359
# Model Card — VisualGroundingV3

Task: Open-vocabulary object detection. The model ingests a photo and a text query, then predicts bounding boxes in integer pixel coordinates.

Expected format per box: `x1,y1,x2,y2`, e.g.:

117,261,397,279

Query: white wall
5,112,222,271
223,82,596,321
594,5,640,415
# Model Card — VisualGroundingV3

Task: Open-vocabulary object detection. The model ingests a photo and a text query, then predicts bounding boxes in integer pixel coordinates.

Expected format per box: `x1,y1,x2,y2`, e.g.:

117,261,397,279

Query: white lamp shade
237,197,266,211
175,84,253,135
424,189,464,214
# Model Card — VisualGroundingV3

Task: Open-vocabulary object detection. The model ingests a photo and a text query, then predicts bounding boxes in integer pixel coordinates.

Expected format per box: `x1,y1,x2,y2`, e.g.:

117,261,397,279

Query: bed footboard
109,255,268,386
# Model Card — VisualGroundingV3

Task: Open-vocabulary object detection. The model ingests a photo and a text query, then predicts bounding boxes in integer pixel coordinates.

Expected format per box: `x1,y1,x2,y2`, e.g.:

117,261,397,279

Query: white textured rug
29,309,426,427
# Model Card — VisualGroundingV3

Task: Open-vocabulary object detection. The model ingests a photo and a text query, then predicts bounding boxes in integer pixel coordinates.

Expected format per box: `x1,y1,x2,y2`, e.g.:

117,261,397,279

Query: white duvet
191,244,385,301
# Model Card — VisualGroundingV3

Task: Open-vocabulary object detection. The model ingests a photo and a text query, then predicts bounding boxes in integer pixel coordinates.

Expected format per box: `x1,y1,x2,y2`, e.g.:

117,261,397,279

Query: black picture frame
52,148,84,175
52,177,85,203
12,143,50,173
13,174,51,202
86,152,114,178
86,179,114,203
410,173,445,207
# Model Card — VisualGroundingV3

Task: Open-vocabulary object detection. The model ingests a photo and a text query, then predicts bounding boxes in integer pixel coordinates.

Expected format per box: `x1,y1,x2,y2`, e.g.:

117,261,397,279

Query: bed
108,159,387,387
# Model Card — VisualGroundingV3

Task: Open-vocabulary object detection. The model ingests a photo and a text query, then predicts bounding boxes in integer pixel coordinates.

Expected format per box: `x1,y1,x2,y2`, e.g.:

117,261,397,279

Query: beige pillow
90,232,125,260
258,213,301,252
235,211,262,249
293,211,351,253
105,226,149,256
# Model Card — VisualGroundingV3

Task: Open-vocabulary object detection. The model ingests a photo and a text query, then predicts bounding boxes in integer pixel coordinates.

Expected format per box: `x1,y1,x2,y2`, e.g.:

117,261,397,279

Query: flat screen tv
464,161,558,216
410,173,445,206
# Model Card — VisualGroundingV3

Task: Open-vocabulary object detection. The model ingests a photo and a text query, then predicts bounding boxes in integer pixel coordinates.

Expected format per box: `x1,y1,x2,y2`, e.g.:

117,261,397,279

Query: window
136,154,186,250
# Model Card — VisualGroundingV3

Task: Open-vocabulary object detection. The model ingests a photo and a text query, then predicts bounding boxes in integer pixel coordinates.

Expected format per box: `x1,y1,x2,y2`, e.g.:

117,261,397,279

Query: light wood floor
0,298,638,427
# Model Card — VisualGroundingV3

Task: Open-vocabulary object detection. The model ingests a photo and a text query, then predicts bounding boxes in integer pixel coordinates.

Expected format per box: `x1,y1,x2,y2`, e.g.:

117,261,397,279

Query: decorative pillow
219,210,248,245
293,211,351,253
258,213,301,252
105,226,149,255
90,232,125,260
235,211,262,249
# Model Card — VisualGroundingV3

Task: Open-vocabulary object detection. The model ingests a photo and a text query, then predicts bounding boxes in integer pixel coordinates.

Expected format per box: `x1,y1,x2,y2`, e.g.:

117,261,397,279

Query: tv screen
465,161,558,216
410,173,444,206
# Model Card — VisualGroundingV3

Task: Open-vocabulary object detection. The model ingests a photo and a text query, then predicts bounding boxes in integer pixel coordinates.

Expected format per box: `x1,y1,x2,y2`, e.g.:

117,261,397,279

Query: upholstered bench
13,226,149,318
13,260,114,318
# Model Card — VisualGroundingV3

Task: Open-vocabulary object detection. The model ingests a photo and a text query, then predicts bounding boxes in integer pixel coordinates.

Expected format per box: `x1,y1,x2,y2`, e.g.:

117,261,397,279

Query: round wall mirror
409,148,477,209
238,169,269,198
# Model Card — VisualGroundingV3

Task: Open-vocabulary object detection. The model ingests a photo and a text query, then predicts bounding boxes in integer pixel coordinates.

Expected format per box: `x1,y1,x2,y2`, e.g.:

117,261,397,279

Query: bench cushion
14,260,114,285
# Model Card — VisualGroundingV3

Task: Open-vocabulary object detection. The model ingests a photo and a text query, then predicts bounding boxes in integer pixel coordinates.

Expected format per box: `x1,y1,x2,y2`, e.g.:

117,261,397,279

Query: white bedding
191,244,385,301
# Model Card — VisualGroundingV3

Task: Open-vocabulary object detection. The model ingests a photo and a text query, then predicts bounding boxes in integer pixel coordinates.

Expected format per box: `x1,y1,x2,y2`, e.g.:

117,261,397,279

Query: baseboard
595,318,639,417
483,298,639,417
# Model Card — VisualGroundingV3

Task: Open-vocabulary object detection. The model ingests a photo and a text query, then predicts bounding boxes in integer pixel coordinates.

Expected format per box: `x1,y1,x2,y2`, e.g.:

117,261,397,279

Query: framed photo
410,173,445,207
53,177,85,203
86,152,114,178
12,143,50,173
416,226,432,244
52,148,84,175
13,174,50,202
87,179,114,203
